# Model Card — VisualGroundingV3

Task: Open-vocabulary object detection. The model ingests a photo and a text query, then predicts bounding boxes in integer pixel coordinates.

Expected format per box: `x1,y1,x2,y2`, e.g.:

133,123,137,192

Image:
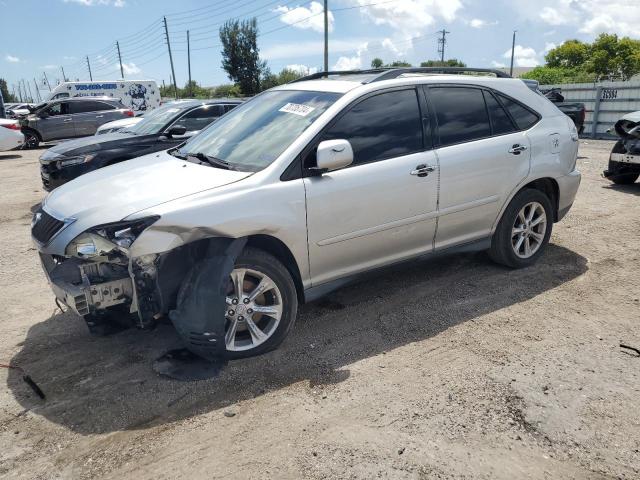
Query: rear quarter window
496,93,539,130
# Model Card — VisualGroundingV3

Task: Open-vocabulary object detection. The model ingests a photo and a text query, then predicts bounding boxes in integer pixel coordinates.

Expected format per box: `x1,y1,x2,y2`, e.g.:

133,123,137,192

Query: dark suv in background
20,97,133,148
39,98,242,190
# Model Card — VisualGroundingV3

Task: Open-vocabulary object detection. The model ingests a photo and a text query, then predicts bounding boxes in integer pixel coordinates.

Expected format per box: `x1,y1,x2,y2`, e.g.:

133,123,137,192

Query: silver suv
33,68,580,359
20,97,133,148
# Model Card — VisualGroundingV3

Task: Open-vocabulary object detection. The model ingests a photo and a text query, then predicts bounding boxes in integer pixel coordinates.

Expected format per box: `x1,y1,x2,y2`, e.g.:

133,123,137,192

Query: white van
45,80,160,113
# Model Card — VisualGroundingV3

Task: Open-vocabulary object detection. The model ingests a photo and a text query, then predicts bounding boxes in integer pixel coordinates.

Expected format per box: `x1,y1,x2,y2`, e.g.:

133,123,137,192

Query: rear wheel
607,160,639,185
224,248,298,359
489,189,553,268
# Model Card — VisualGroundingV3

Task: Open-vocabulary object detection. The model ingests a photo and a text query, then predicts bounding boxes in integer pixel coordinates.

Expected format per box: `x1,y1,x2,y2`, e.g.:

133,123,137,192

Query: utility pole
509,30,517,77
86,55,93,81
42,71,52,91
116,41,125,79
437,29,450,63
60,66,67,82
163,16,178,99
323,0,328,72
33,78,42,102
187,30,192,97
24,79,33,103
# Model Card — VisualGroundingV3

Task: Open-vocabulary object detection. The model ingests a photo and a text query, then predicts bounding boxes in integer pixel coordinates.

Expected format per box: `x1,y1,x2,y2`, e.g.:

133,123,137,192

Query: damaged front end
603,112,640,183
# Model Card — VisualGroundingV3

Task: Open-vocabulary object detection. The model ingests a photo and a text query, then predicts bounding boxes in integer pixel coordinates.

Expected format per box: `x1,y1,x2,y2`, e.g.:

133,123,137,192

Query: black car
39,99,242,190
542,88,586,134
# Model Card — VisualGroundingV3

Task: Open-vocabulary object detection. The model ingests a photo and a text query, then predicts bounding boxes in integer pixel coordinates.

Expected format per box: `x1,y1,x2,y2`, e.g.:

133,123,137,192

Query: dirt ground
0,139,638,479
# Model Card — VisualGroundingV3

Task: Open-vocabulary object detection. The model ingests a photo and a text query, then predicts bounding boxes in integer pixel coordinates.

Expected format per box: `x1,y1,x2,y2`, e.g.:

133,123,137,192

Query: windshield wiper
169,149,188,160
187,152,236,170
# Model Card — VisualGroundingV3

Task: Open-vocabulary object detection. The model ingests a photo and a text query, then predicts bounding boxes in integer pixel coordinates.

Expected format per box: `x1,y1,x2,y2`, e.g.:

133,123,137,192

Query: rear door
39,101,75,141
304,87,439,286
70,100,117,136
425,85,533,250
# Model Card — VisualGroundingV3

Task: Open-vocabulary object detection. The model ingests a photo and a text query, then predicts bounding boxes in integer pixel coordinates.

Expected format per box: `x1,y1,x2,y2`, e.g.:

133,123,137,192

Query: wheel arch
494,177,560,233
21,127,42,141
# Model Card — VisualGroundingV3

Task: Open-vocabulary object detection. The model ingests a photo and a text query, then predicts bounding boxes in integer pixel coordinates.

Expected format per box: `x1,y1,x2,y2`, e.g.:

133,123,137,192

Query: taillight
123,110,134,117
1,123,20,130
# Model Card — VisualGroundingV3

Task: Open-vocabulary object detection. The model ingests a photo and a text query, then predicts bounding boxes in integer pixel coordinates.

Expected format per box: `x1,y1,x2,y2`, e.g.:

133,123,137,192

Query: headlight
56,154,96,169
66,216,160,258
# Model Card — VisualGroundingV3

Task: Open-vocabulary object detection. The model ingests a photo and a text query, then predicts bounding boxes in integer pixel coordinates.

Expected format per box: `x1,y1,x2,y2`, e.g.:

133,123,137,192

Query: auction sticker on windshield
279,103,315,116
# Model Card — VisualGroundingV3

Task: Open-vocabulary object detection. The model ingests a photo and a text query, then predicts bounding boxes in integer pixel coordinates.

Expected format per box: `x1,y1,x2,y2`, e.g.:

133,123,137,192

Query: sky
2,0,639,98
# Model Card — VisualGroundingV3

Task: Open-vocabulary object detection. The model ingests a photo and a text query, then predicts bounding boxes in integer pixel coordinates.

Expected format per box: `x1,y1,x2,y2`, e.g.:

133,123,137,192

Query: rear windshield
177,90,341,171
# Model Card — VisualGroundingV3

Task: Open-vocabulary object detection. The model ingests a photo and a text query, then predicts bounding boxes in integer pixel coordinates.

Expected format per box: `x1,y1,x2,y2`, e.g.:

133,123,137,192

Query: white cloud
285,64,318,75
491,60,506,68
276,2,334,33
64,0,125,6
503,45,539,67
514,0,640,38
333,55,362,71
357,0,462,37
469,18,498,28
5,54,20,63
262,38,366,60
121,62,141,75
544,42,557,53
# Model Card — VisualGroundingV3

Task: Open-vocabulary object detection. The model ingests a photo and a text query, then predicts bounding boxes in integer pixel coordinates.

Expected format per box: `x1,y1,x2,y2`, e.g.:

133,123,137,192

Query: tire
489,189,553,268
22,130,40,149
224,247,298,359
607,160,639,185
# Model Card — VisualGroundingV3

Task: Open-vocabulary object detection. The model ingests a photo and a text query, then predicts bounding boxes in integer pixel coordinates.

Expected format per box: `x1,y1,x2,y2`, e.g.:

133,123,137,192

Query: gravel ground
0,139,639,479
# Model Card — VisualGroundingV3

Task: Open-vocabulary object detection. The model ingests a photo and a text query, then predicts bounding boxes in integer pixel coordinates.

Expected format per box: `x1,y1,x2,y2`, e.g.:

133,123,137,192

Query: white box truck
45,80,160,113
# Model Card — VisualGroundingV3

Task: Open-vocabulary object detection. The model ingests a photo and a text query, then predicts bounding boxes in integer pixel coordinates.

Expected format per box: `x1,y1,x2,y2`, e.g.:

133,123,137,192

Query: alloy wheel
225,268,283,351
511,201,547,259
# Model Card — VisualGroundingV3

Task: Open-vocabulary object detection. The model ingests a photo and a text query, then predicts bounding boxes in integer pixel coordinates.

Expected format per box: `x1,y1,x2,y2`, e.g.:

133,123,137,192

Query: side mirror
316,139,353,172
164,125,187,137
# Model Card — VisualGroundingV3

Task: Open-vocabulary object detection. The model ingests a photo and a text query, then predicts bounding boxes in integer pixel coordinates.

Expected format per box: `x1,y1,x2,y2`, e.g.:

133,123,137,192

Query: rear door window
496,94,539,130
483,91,516,135
429,87,491,147
321,88,423,166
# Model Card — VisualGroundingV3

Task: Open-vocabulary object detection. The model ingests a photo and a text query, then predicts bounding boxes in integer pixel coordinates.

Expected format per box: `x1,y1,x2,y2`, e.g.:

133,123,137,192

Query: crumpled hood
43,150,252,229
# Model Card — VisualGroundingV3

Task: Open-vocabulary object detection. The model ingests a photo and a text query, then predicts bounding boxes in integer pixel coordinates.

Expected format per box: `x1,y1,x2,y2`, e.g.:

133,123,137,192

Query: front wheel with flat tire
489,189,553,268
224,247,298,359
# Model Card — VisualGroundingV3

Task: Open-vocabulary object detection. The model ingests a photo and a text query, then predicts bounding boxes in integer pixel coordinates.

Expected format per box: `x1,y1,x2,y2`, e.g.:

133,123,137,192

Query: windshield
176,90,341,171
125,103,187,135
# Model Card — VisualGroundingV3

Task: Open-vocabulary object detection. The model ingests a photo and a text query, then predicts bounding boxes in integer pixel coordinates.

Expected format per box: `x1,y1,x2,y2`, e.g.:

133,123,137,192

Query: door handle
96,115,104,118
509,144,527,155
410,164,436,177
63,119,72,123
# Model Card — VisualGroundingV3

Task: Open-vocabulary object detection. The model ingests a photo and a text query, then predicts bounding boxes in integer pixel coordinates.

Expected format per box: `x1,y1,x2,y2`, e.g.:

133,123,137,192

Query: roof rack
289,67,512,84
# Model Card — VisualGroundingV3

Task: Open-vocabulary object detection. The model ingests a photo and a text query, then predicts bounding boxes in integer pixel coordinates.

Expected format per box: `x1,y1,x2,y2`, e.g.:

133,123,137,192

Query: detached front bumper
39,253,134,317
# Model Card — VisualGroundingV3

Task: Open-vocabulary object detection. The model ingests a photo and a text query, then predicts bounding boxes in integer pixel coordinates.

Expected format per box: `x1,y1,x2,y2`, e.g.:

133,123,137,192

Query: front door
39,101,75,141
304,87,439,286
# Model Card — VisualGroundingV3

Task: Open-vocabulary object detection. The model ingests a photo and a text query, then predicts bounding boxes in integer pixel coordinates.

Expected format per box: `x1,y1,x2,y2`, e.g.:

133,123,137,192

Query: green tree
545,40,589,69
586,33,640,80
0,79,18,102
219,18,265,95
259,67,304,91
521,66,595,84
386,60,412,67
371,58,384,68
212,84,243,97
420,59,466,67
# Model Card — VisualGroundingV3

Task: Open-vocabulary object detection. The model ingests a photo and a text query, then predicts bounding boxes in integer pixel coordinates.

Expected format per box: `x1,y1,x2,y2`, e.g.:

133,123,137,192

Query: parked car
0,119,24,151
32,67,580,360
603,110,640,184
95,116,142,135
5,103,34,119
46,80,161,113
542,88,586,134
19,97,133,148
39,99,242,190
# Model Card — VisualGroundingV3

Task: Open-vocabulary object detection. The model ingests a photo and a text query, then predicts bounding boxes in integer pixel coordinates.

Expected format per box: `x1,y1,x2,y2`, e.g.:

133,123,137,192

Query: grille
32,209,65,244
